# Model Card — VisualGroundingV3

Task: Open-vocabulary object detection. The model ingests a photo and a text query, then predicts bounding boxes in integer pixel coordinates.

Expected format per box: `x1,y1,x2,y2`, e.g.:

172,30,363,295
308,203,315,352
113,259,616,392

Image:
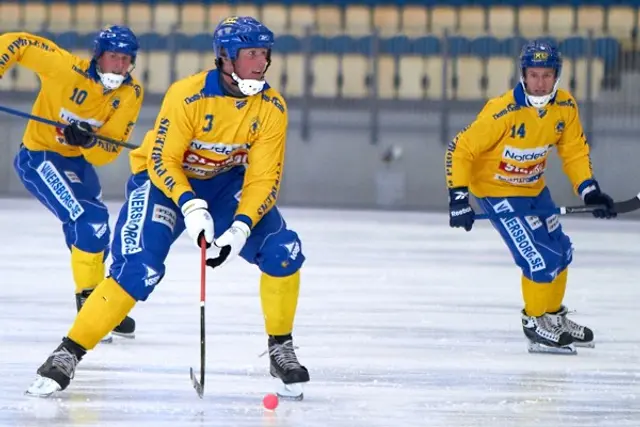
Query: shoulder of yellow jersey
165,71,211,106
261,86,287,115
553,88,579,109
475,89,519,121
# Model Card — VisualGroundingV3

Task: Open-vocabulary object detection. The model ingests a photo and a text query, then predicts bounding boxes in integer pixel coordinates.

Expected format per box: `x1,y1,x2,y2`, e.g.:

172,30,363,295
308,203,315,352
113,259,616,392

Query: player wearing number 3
445,40,616,354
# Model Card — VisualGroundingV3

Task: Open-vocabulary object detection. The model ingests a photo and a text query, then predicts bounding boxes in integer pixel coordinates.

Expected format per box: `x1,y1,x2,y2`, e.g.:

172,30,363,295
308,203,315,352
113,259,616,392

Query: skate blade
111,331,135,339
527,341,577,355
574,341,595,348
276,383,304,401
25,375,61,398
100,333,113,344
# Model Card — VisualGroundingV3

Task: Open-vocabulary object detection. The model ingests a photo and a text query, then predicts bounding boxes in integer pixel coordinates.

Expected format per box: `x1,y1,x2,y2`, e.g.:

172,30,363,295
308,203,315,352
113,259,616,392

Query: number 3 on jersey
203,114,214,132
510,123,526,139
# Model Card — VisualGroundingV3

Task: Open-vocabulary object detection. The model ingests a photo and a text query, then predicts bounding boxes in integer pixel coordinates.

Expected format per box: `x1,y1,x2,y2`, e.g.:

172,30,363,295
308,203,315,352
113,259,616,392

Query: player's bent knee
558,233,573,269
109,256,165,301
258,230,305,277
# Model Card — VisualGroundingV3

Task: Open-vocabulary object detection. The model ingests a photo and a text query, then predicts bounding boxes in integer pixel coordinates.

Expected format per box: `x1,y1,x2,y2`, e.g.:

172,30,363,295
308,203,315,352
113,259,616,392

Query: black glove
448,187,475,231
582,181,617,219
63,121,96,148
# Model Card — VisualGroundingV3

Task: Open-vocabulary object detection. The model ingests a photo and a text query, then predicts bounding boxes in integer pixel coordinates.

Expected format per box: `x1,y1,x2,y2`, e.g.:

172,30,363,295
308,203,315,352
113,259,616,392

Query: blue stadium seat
275,35,302,54
137,33,168,51
190,34,212,53
412,36,440,56
470,36,505,57
446,36,471,56
559,36,587,59
379,36,413,56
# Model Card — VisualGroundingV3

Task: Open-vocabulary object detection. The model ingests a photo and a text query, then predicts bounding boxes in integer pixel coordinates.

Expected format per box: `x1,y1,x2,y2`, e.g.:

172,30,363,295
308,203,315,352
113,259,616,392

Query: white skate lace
269,340,301,370
51,348,79,379
535,315,565,342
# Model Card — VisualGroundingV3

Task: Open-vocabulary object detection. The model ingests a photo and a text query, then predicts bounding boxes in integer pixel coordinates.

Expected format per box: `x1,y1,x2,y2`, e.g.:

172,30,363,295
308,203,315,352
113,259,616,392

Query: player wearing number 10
445,40,617,355
0,27,144,340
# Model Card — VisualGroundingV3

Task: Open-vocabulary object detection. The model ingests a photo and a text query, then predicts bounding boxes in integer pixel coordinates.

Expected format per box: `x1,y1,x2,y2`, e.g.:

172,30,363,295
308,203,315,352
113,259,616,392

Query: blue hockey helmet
213,16,274,96
92,25,139,90
519,40,563,108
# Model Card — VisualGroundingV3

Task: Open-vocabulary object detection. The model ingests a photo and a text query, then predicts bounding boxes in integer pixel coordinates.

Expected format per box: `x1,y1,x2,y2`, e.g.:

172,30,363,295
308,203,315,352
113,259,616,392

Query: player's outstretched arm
0,32,70,80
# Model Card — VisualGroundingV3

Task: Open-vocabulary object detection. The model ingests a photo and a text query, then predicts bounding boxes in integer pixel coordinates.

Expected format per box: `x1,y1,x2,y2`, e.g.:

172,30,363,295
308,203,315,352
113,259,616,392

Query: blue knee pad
110,252,165,302
557,230,573,271
63,205,111,253
257,229,305,277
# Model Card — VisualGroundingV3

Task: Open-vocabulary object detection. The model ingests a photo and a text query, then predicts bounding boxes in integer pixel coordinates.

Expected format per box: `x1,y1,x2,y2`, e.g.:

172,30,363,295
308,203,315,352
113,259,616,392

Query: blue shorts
109,168,306,301
476,187,573,283
13,147,110,254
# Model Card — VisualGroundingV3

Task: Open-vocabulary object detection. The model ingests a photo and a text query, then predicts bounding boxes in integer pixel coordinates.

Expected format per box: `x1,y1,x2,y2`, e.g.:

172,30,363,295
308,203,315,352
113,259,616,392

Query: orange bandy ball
262,393,279,410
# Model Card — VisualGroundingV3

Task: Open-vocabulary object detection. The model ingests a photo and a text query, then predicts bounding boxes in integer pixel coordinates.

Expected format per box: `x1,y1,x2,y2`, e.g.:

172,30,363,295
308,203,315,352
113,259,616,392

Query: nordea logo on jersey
502,145,550,162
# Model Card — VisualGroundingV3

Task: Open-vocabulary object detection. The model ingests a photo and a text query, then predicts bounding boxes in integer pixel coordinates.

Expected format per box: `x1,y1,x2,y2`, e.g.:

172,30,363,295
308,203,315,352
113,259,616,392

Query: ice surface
0,198,639,427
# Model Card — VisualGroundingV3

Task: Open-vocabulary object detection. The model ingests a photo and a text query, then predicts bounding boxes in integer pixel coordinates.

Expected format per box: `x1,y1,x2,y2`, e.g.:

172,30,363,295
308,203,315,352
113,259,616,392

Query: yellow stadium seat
234,4,260,21
341,54,369,98
398,56,425,100
577,6,604,34
486,57,516,98
47,3,73,32
146,52,172,94
15,67,40,92
289,5,316,36
153,3,180,34
0,72,13,91
284,54,305,97
574,58,604,101
425,57,449,99
377,55,397,99
458,6,486,37
401,6,428,36
517,6,545,39
23,2,47,32
100,2,125,28
0,2,20,31
74,3,100,32
488,6,515,37
127,3,152,33
208,4,233,28
266,53,285,91
607,6,636,39
312,54,339,97
558,58,574,93
261,4,289,33
547,6,575,38
373,6,400,36
431,6,457,35
345,5,371,35
453,57,484,99
179,4,206,34
175,52,201,80
316,5,342,35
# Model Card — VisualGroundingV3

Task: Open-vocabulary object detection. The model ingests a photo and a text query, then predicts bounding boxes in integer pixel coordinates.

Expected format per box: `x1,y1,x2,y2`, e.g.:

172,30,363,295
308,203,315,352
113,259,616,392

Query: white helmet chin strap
521,76,561,109
98,71,125,90
231,72,265,96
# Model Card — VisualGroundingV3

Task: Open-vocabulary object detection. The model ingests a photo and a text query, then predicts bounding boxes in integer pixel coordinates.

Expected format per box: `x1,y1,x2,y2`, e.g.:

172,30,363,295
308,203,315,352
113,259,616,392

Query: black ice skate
25,338,86,397
521,310,576,355
268,335,309,400
546,305,594,348
76,289,136,341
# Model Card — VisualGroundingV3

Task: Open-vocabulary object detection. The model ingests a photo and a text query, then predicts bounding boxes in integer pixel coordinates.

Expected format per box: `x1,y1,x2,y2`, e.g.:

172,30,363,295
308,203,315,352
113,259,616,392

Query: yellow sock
261,271,300,336
521,275,551,317
71,246,105,293
547,268,568,313
68,277,136,350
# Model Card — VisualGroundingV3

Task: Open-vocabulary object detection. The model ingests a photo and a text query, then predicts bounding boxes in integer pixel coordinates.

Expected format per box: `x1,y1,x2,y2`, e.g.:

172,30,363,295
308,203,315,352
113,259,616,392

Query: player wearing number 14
445,40,616,354
0,27,143,340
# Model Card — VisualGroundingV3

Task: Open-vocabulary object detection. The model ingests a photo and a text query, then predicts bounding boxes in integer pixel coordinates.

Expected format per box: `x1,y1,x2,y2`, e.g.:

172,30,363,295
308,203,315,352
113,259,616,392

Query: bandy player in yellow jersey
0,27,143,341
26,16,309,399
446,40,617,354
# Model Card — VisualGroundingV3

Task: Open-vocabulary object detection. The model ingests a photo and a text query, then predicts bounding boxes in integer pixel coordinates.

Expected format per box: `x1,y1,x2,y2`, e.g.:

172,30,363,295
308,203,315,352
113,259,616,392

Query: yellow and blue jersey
0,32,143,166
130,69,288,228
445,84,593,198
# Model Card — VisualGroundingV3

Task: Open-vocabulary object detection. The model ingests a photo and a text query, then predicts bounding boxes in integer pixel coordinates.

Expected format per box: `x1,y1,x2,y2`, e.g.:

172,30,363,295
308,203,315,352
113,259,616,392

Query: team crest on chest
537,109,547,119
555,120,565,134
250,117,261,134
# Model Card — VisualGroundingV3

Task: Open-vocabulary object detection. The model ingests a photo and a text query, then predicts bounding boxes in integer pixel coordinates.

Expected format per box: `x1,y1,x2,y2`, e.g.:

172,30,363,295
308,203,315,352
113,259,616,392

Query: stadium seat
0,2,20,31
425,57,448,99
179,4,207,34
266,53,286,91
488,6,516,38
486,57,516,97
262,4,289,34
146,52,172,94
312,54,339,97
341,54,369,98
74,3,100,32
458,6,486,37
153,3,180,34
606,6,637,39
401,6,428,36
376,55,397,99
127,3,153,33
398,56,425,100
175,52,201,80
431,6,457,35
345,5,371,35
100,2,125,28
23,2,47,32
517,6,545,39
575,58,605,101
208,4,233,28
47,3,73,32
373,5,400,36
316,5,342,35
289,5,315,36
577,6,604,35
234,4,261,21
547,6,575,38
14,66,39,92
558,58,575,93
284,54,305,97
453,56,484,99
